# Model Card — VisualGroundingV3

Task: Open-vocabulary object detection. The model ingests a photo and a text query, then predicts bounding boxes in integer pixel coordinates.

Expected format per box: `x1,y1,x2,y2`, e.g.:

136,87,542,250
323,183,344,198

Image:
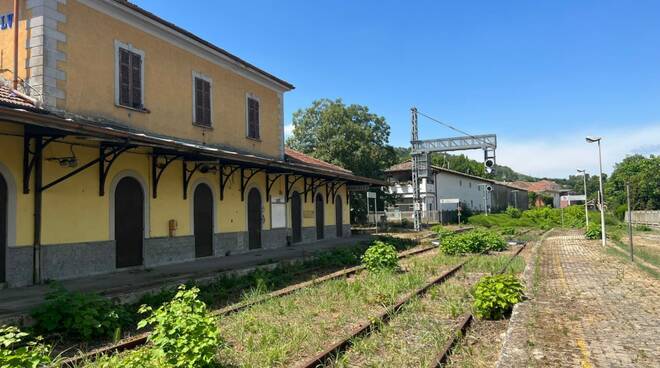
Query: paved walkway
0,235,371,324
499,230,660,368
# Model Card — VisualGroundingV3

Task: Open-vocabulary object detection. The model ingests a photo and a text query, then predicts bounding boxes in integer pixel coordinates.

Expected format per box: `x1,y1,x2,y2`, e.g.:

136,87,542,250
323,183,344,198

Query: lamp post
585,136,606,246
576,169,589,228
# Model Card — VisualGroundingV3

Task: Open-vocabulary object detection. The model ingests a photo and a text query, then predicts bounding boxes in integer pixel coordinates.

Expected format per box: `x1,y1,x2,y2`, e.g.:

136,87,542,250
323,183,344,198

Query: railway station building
0,0,382,288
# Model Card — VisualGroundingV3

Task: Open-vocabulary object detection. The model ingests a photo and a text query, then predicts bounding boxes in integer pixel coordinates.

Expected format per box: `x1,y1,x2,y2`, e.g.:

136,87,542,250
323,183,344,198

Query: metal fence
625,210,660,227
381,210,463,225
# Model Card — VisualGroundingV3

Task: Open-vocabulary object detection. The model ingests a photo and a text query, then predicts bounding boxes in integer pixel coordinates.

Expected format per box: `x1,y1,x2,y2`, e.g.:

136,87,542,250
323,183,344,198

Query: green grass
463,254,525,275
605,247,659,279
327,278,472,367
612,239,660,268
215,253,466,368
75,236,518,367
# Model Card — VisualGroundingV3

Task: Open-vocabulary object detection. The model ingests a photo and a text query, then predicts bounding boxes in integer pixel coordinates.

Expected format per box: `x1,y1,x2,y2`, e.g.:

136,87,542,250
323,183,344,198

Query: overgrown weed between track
325,255,518,368
215,252,466,368
24,236,417,346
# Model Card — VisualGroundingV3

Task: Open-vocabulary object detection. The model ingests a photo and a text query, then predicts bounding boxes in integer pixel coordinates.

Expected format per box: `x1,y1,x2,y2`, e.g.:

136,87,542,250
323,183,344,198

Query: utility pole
410,108,422,231
586,136,606,246
577,169,589,228
626,182,633,261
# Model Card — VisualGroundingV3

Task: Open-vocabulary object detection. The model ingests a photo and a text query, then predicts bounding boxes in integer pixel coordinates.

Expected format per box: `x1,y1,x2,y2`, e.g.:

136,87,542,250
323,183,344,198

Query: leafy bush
440,229,507,255
562,205,586,228
500,226,516,236
0,326,52,368
505,206,522,218
636,224,652,232
361,241,399,272
374,235,417,251
521,207,559,229
585,223,602,240
138,286,220,368
473,274,524,320
93,348,167,368
31,285,128,340
430,224,453,238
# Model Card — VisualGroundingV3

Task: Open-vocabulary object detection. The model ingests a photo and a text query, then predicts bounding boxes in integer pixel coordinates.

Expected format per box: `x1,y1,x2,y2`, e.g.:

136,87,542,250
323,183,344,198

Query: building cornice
77,0,293,93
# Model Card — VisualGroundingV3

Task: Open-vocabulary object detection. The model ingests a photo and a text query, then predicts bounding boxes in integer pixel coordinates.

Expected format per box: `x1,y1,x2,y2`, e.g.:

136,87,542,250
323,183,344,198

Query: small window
117,46,143,109
247,96,260,139
469,182,472,188
193,74,212,126
459,180,462,186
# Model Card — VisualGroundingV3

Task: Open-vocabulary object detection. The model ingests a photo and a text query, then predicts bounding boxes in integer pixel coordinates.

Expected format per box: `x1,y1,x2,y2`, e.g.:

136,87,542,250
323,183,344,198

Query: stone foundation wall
5,224,354,287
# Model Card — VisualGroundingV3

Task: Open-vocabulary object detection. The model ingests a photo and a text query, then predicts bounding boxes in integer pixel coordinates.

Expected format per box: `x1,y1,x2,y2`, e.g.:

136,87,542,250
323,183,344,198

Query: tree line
286,98,660,221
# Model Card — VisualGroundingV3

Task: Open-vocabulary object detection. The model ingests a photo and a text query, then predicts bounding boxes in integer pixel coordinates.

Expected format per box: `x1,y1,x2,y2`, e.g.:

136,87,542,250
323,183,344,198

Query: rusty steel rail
59,241,442,367
428,241,531,367
297,261,466,368
213,242,438,317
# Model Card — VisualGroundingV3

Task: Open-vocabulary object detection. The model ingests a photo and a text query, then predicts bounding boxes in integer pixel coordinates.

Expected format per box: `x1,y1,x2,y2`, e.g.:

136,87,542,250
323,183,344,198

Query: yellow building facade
0,0,381,287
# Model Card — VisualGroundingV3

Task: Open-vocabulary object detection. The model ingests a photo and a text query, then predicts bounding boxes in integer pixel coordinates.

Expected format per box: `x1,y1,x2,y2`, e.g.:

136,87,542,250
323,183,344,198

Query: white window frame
114,40,146,110
245,92,261,140
192,71,213,127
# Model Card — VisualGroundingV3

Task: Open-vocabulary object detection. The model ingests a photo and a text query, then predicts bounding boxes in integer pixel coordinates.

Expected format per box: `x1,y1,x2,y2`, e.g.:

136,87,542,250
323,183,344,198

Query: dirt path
498,230,660,368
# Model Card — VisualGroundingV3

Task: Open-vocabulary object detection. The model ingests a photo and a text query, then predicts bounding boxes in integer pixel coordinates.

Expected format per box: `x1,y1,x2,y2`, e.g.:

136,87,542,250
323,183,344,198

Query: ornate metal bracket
265,173,283,201
23,134,60,194
325,181,334,203
330,181,347,203
285,174,304,202
151,151,182,198
182,160,203,200
219,164,240,201
99,144,133,196
240,167,264,201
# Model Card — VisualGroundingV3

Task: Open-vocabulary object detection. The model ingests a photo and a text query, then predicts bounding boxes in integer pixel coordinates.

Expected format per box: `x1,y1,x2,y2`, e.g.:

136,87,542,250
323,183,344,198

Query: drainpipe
33,137,42,284
13,0,19,89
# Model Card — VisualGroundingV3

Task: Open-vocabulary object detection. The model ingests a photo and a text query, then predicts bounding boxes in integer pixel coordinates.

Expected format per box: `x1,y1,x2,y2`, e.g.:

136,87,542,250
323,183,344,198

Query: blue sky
135,0,660,178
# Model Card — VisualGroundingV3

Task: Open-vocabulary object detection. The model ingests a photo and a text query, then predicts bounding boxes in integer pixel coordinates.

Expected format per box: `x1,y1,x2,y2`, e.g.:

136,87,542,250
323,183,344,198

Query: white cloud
284,124,294,138
463,123,660,179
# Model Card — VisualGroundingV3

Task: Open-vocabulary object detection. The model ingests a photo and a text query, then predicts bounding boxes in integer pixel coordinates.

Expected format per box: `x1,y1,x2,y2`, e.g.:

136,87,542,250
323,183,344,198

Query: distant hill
392,147,536,182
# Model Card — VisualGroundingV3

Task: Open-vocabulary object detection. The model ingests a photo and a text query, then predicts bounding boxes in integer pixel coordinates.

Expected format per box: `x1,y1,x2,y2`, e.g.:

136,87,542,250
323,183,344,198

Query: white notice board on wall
270,196,286,228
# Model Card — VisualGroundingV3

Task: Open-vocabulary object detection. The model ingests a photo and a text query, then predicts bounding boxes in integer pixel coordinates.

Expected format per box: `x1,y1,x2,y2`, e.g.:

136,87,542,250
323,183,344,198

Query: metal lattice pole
411,107,422,231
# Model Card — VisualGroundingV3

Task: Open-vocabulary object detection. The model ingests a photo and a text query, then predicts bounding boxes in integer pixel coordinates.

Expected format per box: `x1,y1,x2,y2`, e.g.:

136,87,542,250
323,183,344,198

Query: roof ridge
284,148,353,174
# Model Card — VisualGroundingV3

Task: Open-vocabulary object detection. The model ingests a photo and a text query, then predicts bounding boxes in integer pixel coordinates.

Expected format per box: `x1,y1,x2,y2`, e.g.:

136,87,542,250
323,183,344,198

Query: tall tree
606,154,660,211
287,99,396,178
287,99,398,223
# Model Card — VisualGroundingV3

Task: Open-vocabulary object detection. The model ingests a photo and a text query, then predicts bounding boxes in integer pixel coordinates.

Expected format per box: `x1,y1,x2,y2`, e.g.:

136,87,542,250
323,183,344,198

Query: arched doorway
115,177,144,268
0,173,6,283
315,193,324,240
247,188,262,249
194,184,213,258
335,195,343,238
291,191,302,243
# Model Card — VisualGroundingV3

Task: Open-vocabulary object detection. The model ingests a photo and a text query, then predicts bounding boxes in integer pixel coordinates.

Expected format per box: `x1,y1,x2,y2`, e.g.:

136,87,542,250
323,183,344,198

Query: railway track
426,242,529,368
298,240,532,368
59,235,448,367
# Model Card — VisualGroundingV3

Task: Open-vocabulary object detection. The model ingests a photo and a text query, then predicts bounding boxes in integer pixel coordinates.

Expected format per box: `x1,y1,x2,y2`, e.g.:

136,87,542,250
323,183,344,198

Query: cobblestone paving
499,230,660,368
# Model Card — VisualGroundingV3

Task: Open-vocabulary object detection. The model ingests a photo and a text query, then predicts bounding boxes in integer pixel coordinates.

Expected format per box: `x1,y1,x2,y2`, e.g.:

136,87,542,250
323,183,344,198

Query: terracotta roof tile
284,148,353,174
511,180,564,193
0,84,37,109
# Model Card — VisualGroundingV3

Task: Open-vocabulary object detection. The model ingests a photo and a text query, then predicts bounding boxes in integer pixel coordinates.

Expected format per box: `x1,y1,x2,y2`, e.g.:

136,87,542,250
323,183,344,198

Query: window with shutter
117,46,143,109
193,76,211,126
247,97,260,139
